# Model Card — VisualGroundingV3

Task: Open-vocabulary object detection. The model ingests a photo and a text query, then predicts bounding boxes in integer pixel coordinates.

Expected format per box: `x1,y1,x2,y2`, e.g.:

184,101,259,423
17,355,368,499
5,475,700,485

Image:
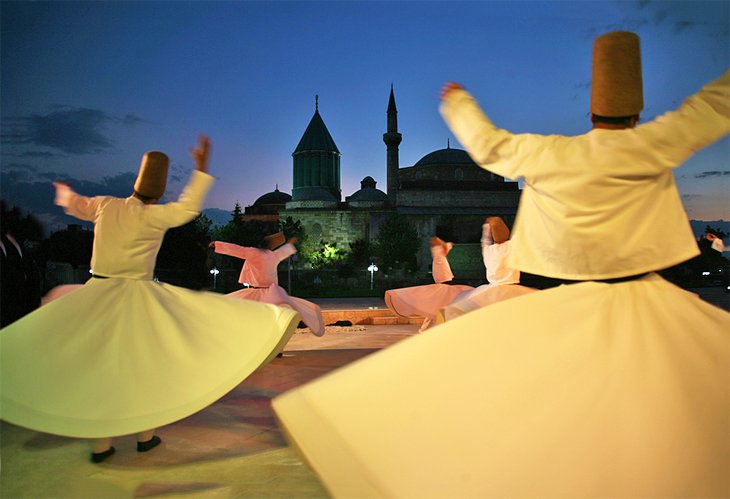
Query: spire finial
447,138,450,149
275,183,279,191
315,94,319,111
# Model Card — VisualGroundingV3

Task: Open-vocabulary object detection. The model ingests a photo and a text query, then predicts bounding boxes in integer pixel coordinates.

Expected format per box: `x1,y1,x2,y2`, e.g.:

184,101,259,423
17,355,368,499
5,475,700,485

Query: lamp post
210,266,220,290
367,262,378,290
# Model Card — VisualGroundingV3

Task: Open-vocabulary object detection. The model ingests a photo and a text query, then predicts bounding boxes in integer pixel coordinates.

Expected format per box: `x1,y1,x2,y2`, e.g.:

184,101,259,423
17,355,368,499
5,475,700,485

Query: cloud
121,113,149,126
694,171,730,179
0,164,189,234
673,21,696,34
19,151,63,158
1,107,149,155
3,163,39,172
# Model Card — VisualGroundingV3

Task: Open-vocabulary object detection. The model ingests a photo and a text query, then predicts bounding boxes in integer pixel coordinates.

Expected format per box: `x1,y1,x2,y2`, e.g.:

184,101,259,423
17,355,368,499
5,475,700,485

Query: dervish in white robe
0,138,299,457
438,217,536,322
213,238,325,337
384,237,472,331
272,33,730,498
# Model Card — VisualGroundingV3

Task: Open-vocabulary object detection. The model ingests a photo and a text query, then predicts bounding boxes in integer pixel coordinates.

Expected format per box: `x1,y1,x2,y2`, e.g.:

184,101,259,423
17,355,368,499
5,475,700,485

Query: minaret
383,84,402,202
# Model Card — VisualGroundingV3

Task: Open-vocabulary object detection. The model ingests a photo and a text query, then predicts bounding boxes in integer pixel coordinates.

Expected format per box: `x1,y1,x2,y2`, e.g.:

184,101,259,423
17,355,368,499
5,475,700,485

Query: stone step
369,316,423,325
321,308,422,326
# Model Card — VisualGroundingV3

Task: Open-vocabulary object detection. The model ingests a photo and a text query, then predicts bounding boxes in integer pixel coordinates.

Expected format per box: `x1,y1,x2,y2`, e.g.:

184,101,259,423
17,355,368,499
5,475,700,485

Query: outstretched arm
144,135,214,229
274,242,297,262
481,221,494,247
636,70,730,169
211,241,256,260
439,83,538,180
53,182,101,222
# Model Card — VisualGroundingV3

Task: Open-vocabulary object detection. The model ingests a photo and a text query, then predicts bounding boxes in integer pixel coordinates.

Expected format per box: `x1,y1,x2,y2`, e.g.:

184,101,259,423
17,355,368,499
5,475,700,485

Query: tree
279,216,305,242
307,242,346,270
1,201,44,243
372,214,419,273
213,203,277,247
347,238,371,268
39,225,94,269
155,214,214,289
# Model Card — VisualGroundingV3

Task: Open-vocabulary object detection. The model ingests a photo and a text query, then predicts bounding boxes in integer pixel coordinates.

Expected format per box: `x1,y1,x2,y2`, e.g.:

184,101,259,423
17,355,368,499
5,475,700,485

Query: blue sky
2,0,728,232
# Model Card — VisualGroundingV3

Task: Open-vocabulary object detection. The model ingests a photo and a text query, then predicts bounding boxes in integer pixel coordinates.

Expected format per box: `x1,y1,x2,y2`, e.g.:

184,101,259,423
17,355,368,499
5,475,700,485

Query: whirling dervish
273,32,730,497
384,236,473,331
0,136,300,463
211,232,325,337
438,216,536,322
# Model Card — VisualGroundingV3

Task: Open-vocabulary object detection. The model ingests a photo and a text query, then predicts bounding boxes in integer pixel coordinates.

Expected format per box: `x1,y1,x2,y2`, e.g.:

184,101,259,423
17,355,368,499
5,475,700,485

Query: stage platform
309,297,423,325
1,287,726,498
0,322,420,499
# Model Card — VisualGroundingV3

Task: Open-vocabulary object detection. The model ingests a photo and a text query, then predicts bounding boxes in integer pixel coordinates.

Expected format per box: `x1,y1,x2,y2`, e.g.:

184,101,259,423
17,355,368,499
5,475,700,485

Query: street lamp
210,266,220,289
367,262,378,290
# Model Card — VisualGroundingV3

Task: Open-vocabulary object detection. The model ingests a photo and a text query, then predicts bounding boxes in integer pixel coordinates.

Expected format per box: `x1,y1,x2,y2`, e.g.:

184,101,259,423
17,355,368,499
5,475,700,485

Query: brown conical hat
134,151,169,199
265,231,286,250
590,31,643,117
487,217,510,244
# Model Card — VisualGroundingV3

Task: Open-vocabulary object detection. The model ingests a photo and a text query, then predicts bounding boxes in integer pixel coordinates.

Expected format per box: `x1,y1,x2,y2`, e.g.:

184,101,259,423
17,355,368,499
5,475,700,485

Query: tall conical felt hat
265,231,286,250
590,31,643,117
134,151,169,199
487,217,510,244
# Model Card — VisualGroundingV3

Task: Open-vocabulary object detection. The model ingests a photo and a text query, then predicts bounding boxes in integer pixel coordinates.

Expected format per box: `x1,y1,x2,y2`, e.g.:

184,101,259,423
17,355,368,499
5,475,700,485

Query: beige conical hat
591,31,643,117
265,231,286,250
134,151,169,199
487,217,510,244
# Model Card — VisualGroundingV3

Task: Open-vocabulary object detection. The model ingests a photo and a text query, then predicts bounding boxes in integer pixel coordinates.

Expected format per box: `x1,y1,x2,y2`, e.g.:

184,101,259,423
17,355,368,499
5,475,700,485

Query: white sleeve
143,170,214,229
481,223,494,247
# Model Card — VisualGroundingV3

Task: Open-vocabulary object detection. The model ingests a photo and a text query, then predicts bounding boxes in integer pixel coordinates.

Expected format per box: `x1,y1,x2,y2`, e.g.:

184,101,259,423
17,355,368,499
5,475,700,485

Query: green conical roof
293,106,340,155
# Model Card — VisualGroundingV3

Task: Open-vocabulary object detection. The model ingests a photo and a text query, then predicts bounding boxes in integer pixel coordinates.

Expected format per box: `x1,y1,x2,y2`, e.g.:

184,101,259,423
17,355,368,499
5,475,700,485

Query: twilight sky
2,0,728,233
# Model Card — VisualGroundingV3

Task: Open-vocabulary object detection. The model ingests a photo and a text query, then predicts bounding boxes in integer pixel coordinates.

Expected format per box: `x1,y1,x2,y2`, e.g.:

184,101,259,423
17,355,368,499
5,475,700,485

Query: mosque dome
253,188,292,206
399,145,505,186
244,187,292,218
413,147,476,168
291,96,341,203
346,176,389,208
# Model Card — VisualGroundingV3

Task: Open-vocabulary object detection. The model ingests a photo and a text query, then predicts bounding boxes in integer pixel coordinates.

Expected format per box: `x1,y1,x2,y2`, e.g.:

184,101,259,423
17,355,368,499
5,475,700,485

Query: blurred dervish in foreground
272,32,730,497
0,136,300,463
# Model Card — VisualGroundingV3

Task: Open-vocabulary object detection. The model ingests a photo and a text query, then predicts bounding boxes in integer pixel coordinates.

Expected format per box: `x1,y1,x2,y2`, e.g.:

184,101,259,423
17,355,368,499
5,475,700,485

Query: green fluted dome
292,99,341,202
293,110,340,154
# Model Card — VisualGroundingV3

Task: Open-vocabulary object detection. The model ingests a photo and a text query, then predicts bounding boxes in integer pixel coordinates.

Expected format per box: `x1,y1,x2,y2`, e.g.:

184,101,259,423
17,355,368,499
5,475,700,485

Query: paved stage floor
0,323,419,499
1,287,726,498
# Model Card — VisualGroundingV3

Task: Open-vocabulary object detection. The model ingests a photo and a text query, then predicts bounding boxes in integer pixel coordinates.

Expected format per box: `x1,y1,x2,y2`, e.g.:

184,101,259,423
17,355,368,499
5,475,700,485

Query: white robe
1,171,300,438
272,72,730,497
214,241,325,337
440,225,536,321
384,243,472,324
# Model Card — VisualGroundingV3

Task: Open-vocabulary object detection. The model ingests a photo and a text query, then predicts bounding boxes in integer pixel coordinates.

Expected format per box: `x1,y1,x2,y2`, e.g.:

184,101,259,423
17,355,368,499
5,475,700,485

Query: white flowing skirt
273,274,730,498
438,282,537,322
228,284,325,337
384,283,473,321
1,277,300,438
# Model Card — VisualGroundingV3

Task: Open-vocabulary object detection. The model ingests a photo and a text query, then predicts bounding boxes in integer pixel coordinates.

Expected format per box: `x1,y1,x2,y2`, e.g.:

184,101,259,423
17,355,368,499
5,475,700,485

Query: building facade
252,86,521,280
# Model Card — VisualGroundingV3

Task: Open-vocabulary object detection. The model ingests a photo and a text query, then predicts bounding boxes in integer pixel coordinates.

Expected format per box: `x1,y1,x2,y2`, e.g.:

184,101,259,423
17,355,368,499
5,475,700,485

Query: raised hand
190,135,211,173
440,82,464,100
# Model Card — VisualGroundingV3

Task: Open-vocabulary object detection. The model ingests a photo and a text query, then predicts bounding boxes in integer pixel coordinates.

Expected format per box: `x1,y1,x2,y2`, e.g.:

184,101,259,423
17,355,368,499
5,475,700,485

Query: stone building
265,86,521,279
